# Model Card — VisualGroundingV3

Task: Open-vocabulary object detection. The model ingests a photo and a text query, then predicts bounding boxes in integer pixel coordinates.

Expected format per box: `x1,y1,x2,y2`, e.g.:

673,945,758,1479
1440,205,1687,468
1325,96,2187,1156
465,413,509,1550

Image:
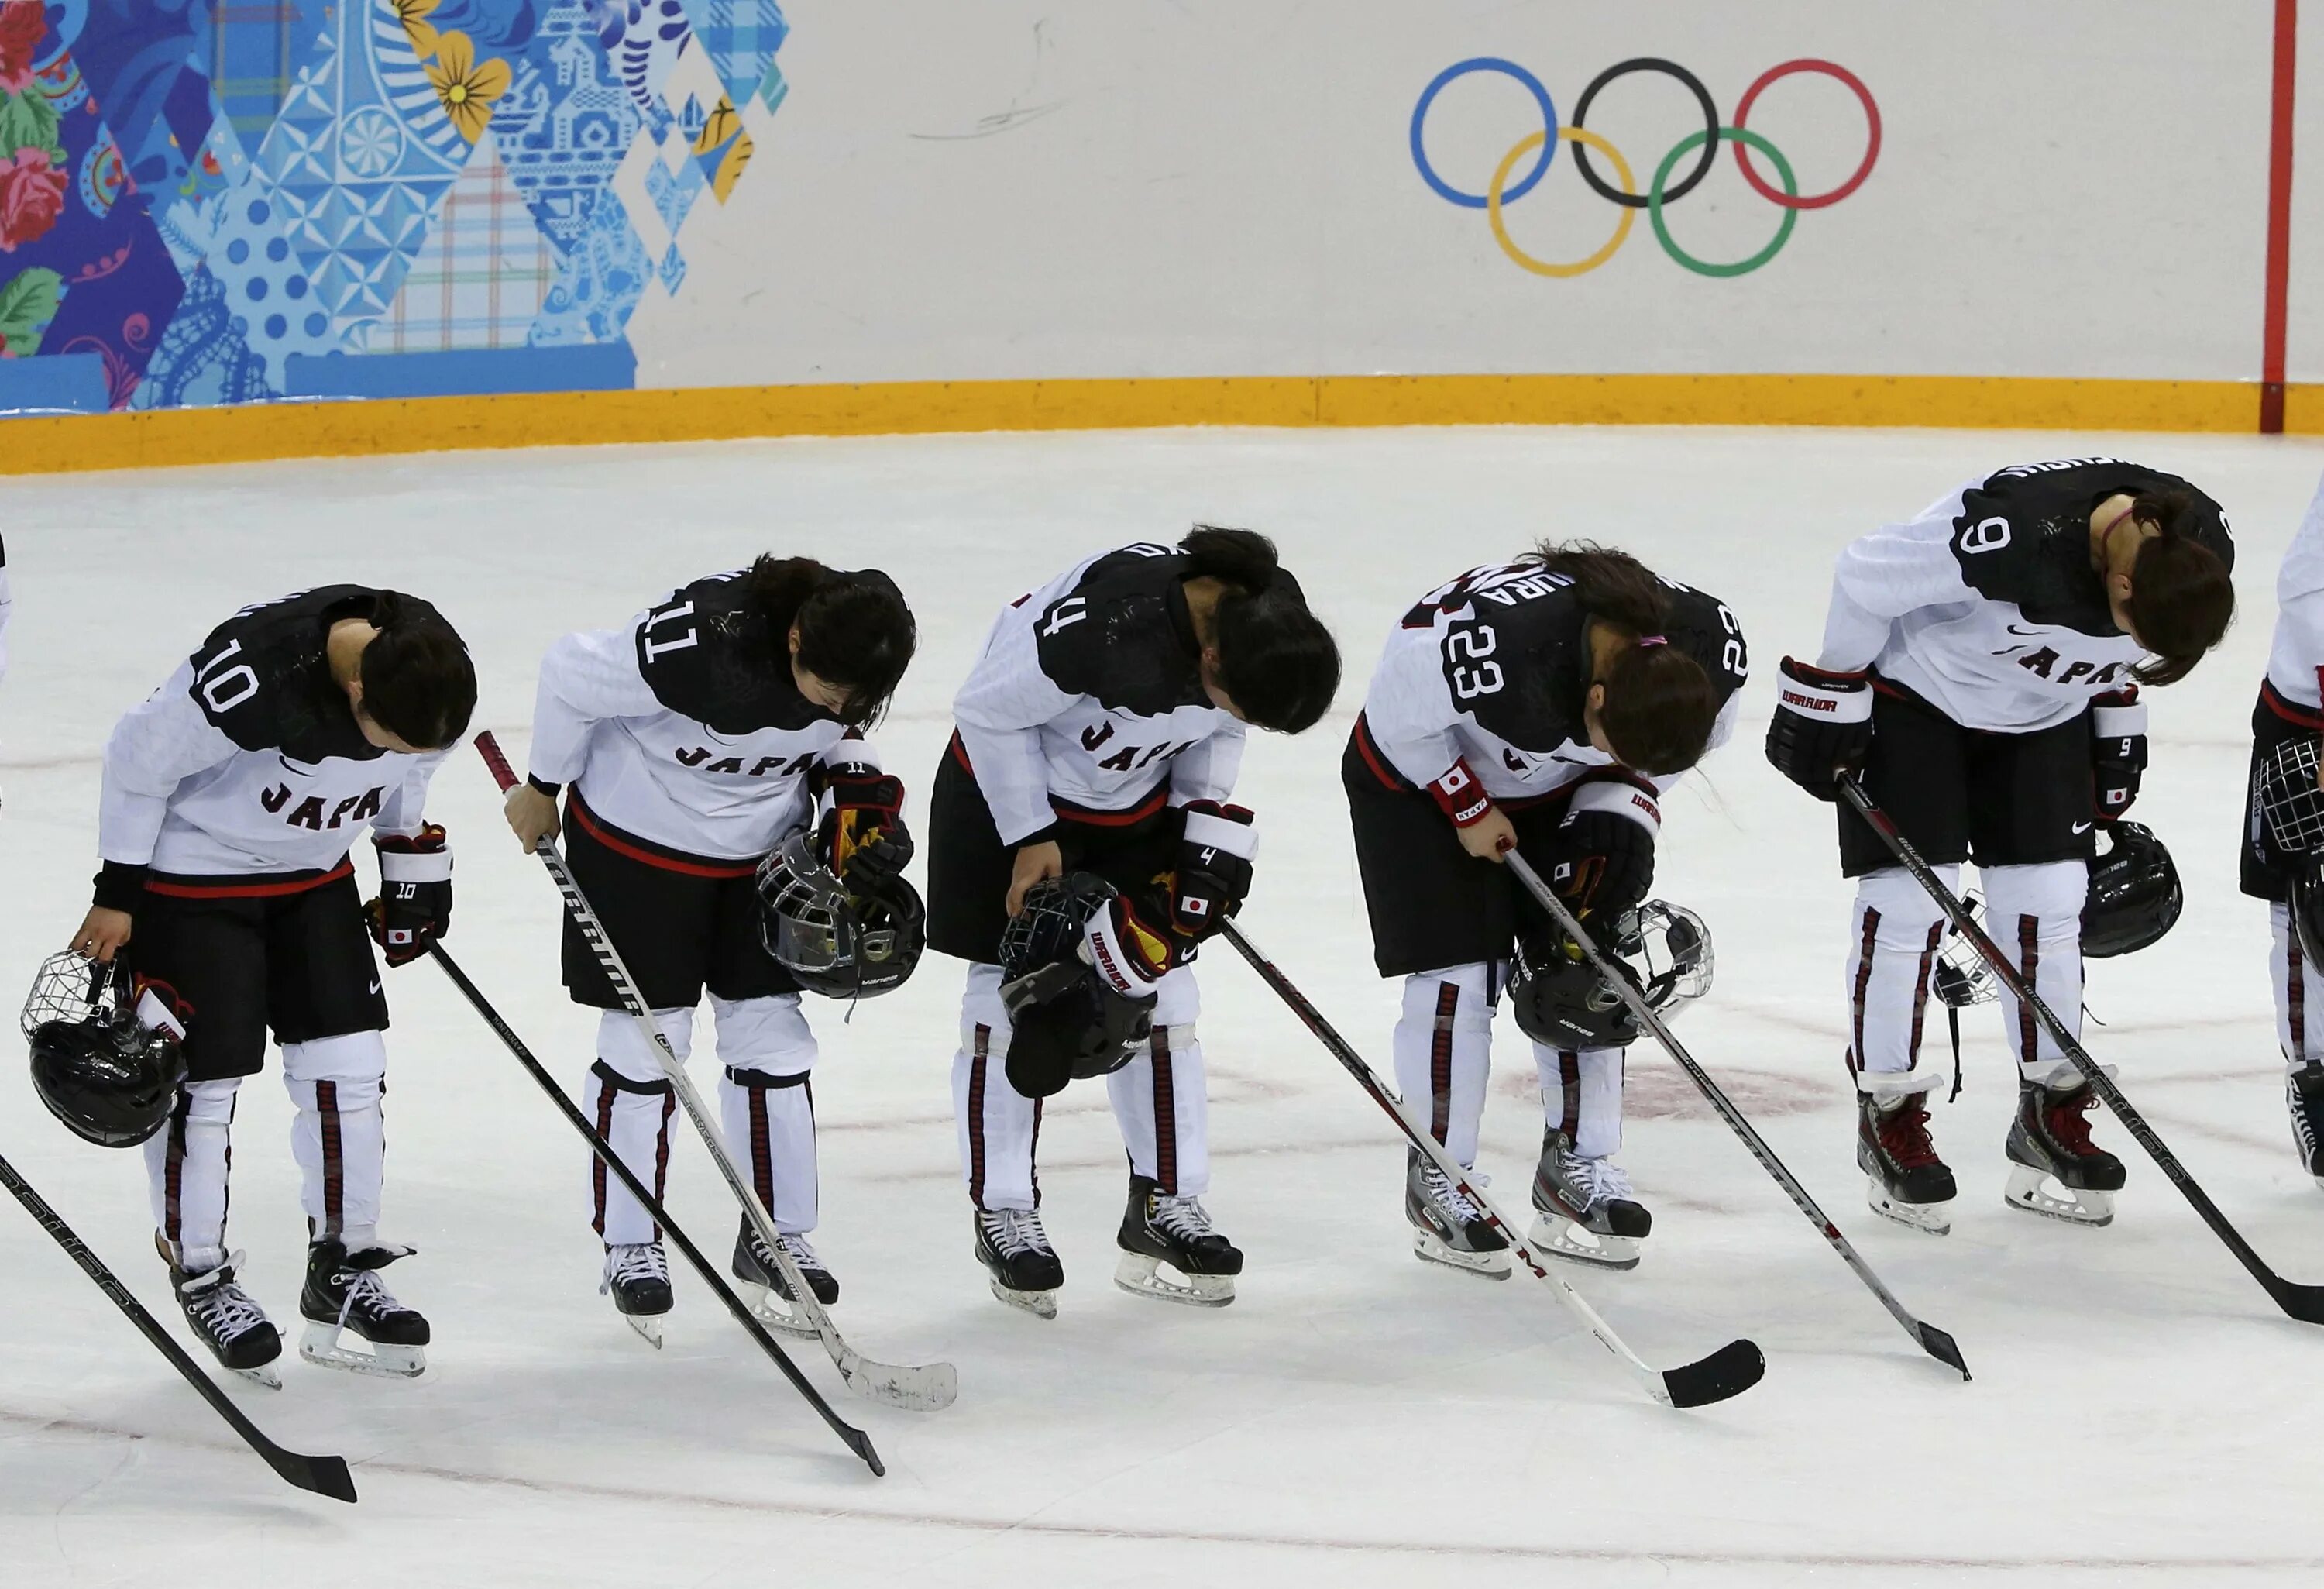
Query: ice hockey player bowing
65,588,478,1383
1347,543,1746,1274
930,527,1340,1316
1768,459,2233,1234
503,558,917,1341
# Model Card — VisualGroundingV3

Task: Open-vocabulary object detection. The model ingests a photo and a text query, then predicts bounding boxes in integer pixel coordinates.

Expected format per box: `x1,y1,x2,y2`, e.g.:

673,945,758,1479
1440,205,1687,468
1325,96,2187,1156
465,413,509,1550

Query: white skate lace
335,1267,403,1329
1421,1164,1487,1224
182,1254,268,1339
776,1232,823,1270
1561,1149,1635,1212
602,1242,669,1294
982,1207,1053,1258
1150,1192,1216,1243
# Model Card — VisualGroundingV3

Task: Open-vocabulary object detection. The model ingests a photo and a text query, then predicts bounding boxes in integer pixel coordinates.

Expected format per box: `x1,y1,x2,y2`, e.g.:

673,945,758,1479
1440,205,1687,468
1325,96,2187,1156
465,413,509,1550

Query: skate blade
299,1321,425,1379
988,1276,1058,1319
231,1363,284,1390
2003,1164,2115,1227
1525,1214,1640,1271
1112,1250,1236,1307
622,1312,665,1350
1411,1228,1513,1279
1865,1176,1953,1236
738,1279,820,1339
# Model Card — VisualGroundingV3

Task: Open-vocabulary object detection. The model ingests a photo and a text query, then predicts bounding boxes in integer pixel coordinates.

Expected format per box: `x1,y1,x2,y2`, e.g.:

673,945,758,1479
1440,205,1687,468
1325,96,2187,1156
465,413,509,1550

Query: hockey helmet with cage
2080,822,2181,958
998,873,1158,1099
1508,901,1713,1051
2257,736,2324,966
755,828,925,999
21,953,187,1148
1931,892,1999,1010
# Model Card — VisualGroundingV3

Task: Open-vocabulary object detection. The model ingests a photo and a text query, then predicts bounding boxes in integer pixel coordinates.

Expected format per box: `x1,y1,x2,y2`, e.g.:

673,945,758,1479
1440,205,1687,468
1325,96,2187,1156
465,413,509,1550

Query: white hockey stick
477,733,958,1411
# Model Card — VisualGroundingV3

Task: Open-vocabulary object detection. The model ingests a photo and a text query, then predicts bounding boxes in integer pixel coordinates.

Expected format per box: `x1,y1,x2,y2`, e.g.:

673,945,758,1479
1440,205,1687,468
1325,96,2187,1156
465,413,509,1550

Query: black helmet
20,954,187,1148
1509,901,1713,1051
998,873,1157,1099
2082,822,2181,958
755,830,925,999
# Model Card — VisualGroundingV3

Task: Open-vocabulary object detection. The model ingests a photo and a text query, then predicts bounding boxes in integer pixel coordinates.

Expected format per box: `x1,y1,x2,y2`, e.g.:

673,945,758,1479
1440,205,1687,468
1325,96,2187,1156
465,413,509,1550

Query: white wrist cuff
136,988,188,1041
1777,675,1872,724
379,847,453,883
1082,910,1164,999
1568,777,1662,836
2092,700,2147,738
823,738,882,773
1181,808,1258,861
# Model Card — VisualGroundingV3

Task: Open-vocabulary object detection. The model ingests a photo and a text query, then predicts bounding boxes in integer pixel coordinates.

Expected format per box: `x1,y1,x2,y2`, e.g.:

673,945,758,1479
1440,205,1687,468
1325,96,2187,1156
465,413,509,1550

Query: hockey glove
819,762,913,889
2090,689,2147,821
368,824,452,967
1544,785,1658,925
1765,657,1873,800
1167,801,1257,941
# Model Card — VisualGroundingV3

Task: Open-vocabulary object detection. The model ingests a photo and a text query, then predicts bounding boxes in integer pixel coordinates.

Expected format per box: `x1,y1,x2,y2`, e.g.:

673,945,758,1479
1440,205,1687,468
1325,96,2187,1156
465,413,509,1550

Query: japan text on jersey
954,542,1244,844
528,569,875,862
100,586,445,881
1360,560,1748,803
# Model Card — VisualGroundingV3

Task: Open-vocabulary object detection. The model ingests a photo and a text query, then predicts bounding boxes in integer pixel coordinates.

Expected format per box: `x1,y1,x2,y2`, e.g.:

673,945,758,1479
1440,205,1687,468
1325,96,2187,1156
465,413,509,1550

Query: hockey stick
0,1148,357,1502
1219,920,1763,1408
475,732,959,1410
427,947,883,1475
1503,851,1970,1379
1839,773,2324,1325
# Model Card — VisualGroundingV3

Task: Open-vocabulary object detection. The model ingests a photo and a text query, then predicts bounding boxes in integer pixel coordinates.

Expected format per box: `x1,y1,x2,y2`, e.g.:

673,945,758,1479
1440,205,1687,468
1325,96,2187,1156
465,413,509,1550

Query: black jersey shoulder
1032,543,1207,717
1658,580,1748,705
1953,459,2233,632
634,571,833,736
1418,565,1592,752
187,586,390,762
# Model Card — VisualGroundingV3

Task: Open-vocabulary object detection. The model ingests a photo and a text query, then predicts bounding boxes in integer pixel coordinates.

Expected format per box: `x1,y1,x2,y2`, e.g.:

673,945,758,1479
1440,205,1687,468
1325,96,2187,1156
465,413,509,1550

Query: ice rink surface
5,425,2324,1587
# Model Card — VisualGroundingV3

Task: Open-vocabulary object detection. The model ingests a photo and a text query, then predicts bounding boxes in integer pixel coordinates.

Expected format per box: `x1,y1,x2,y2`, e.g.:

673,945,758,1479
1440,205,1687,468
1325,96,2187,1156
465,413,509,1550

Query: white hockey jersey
1359,561,1746,816
953,543,1244,846
2265,470,2324,717
526,570,879,862
97,587,445,893
1815,459,2234,732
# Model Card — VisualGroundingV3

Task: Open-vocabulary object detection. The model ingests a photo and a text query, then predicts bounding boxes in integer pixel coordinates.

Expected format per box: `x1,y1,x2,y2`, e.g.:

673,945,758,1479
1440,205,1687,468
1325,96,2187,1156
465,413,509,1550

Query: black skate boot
2004,1078,2126,1226
732,1218,837,1336
162,1237,283,1388
1116,1174,1242,1306
975,1206,1064,1319
602,1240,673,1347
1528,1129,1650,1269
299,1240,429,1377
2288,1062,2324,1189
1405,1150,1511,1279
1858,1093,1958,1236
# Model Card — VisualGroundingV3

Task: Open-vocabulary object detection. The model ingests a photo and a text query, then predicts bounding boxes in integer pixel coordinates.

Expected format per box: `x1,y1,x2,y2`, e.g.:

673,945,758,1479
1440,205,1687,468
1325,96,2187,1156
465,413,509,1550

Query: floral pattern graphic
0,2,46,96
0,144,64,251
425,31,512,142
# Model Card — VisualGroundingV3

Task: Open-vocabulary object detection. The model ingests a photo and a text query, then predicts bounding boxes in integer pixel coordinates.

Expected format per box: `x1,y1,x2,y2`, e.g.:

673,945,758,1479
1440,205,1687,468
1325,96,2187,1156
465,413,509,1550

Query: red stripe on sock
1153,1026,1178,1195
1428,980,1458,1144
316,1080,343,1240
590,1074,615,1238
968,1024,989,1212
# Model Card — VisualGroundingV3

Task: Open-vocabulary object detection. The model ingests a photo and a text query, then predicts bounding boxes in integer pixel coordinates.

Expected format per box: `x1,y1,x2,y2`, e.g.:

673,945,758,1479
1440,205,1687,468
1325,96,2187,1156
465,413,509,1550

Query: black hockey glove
1765,657,1873,800
368,824,451,968
2090,689,2147,821
1544,798,1656,927
1168,801,1257,942
819,762,913,889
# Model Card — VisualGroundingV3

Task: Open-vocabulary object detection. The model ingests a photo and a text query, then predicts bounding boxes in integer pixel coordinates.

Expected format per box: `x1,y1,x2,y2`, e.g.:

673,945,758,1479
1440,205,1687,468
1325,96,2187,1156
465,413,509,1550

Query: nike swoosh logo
2071,822,2092,834
367,980,381,995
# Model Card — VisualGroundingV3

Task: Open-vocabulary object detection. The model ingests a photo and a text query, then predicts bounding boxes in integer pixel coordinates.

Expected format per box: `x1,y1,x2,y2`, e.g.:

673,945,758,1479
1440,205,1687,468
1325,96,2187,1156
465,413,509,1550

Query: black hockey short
926,735,1179,965
125,865,388,1082
2241,683,2320,903
1837,680,2098,879
1344,721,1572,978
561,791,799,1011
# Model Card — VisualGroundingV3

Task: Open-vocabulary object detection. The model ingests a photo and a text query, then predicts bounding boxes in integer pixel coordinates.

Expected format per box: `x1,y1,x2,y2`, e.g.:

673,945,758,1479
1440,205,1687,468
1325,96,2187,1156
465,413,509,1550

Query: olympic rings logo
1409,57,1880,277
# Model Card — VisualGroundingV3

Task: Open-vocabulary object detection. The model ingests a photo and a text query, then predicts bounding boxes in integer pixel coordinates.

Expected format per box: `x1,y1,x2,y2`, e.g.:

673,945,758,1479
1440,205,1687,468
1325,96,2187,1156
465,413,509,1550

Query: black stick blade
1660,1338,1765,1408
266,1447,356,1503
841,1426,885,1477
1917,1322,1972,1381
2268,1278,2324,1326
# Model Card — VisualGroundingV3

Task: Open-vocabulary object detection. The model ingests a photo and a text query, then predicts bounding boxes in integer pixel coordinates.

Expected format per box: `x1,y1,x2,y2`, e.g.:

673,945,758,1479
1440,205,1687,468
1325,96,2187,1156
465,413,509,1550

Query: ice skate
602,1240,673,1347
1115,1175,1241,1306
1528,1130,1649,1270
1404,1150,1511,1278
732,1219,837,1336
298,1240,429,1377
2004,1077,2125,1226
1858,1093,1957,1236
2288,1062,2324,1189
975,1206,1064,1319
163,1237,283,1389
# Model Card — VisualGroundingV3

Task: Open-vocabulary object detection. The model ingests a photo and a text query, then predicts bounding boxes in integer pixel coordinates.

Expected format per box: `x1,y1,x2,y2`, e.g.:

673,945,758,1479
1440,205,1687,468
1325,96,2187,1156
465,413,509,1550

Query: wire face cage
2260,734,2324,856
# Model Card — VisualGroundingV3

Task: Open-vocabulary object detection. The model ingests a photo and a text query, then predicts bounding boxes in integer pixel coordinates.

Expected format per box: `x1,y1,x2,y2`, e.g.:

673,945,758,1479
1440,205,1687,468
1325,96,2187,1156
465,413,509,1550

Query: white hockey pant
1846,862,2086,1095
585,995,820,1248
2271,902,2319,1073
146,1029,391,1271
952,961,1207,1211
1394,963,1624,1164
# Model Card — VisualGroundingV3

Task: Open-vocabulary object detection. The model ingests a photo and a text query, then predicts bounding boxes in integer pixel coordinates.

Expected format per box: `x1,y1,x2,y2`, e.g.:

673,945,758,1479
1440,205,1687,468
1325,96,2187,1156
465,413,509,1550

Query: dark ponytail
358,590,476,750
744,555,917,727
1181,525,1340,734
2122,487,2233,686
1522,541,1717,776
